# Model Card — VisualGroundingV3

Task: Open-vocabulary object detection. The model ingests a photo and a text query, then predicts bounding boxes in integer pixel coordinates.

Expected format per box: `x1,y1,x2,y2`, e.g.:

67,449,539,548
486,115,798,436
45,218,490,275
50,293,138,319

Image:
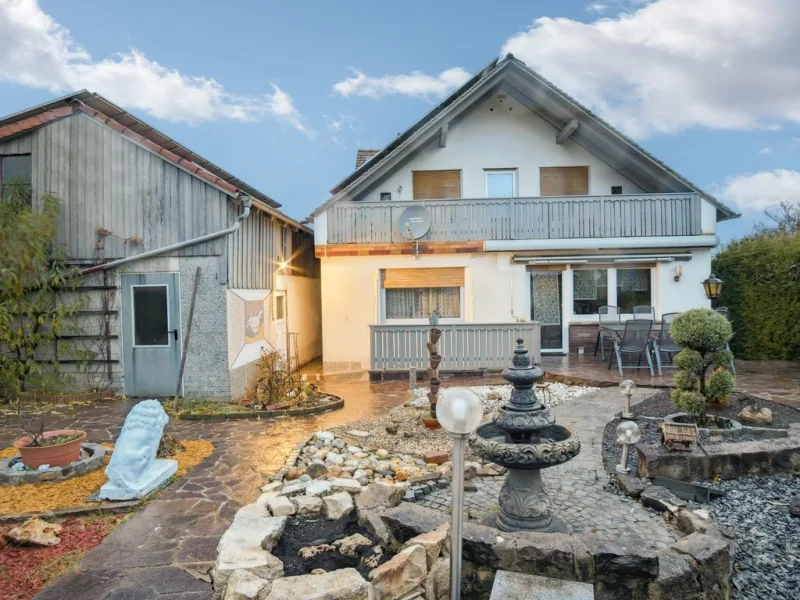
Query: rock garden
600,309,800,600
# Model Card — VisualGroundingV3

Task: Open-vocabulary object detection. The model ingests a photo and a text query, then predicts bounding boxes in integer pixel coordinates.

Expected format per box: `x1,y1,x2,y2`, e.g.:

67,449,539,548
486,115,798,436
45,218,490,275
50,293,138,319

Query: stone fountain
469,339,580,532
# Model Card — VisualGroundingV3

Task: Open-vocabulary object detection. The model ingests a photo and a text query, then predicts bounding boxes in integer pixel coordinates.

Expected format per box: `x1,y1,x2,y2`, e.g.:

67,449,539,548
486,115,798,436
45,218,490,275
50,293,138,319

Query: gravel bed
631,390,800,429
331,383,598,458
698,475,800,600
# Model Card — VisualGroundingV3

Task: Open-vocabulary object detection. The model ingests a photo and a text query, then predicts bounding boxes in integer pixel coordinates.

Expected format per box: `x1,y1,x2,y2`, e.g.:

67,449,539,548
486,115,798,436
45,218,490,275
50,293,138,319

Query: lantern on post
437,387,483,600
702,273,723,308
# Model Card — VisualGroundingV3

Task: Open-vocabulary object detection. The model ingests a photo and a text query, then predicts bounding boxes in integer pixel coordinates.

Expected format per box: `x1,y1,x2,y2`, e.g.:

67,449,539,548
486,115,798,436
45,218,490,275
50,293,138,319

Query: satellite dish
399,205,432,240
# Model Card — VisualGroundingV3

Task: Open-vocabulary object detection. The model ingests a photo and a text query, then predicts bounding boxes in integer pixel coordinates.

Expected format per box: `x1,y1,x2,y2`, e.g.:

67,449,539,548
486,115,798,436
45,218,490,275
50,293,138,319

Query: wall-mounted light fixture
674,266,682,282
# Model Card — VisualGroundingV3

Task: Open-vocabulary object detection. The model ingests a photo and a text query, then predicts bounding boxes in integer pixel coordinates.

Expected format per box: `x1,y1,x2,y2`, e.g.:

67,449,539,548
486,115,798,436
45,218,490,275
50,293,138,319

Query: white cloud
502,0,800,138
716,169,800,212
333,67,471,99
0,0,314,135
758,146,775,155
325,113,356,133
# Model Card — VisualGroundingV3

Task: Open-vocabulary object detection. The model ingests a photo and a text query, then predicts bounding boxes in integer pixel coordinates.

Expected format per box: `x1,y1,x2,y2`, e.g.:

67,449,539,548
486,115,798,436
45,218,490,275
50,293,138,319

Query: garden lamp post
615,421,641,474
437,387,483,600
619,379,635,419
702,273,723,308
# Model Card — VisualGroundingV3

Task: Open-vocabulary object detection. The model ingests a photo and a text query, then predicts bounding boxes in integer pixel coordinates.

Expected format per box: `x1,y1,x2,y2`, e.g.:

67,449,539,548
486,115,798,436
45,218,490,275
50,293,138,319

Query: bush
670,309,735,423
713,228,800,359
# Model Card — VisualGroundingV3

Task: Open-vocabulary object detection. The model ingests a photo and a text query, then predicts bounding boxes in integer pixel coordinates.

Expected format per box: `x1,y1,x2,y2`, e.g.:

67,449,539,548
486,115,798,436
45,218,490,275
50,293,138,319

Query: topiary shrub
670,309,735,424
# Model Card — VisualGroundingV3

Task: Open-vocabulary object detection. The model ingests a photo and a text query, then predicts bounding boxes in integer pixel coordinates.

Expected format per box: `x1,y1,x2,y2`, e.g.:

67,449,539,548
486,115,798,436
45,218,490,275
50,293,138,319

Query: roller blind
540,166,589,196
412,170,461,200
382,267,465,289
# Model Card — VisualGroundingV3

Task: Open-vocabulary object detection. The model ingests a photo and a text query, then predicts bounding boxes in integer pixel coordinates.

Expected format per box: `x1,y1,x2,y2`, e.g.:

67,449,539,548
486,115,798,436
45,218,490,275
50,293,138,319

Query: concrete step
489,571,594,599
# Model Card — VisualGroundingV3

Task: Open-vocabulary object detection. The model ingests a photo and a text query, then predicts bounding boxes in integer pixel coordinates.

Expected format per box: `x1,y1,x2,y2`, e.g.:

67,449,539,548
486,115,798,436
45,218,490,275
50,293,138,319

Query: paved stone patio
542,355,800,409
419,387,679,549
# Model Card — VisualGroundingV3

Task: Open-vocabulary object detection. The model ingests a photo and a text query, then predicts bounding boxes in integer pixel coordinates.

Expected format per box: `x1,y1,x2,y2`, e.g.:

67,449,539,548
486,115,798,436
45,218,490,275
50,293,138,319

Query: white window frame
484,169,517,198
379,286,465,325
568,266,655,323
273,291,286,322
130,284,171,348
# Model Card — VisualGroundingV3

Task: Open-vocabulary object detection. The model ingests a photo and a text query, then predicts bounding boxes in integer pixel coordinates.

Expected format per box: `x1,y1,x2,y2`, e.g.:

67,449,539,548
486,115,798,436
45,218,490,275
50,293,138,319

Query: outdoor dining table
599,321,662,341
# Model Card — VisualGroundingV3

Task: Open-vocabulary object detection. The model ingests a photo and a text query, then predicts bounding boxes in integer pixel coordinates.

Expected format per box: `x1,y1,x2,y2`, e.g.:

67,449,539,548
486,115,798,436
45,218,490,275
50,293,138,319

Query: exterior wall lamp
615,420,641,474
437,387,483,600
673,265,682,282
702,273,723,307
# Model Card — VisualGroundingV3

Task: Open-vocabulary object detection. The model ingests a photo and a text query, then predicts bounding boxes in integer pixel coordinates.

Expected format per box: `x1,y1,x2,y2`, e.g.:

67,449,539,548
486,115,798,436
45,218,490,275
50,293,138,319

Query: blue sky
1,0,798,244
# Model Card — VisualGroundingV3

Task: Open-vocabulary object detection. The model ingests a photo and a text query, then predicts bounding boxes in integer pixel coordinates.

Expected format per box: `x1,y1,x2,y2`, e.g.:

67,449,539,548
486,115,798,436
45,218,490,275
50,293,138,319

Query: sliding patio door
530,270,565,353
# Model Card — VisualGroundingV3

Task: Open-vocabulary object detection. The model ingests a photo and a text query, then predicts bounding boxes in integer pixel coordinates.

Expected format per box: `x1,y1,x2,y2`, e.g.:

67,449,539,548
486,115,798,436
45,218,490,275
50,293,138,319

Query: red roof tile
355,149,380,169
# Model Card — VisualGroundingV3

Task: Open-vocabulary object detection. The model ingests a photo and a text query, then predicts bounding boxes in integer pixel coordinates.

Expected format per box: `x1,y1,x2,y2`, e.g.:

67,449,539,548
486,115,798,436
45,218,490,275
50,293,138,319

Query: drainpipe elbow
237,195,252,223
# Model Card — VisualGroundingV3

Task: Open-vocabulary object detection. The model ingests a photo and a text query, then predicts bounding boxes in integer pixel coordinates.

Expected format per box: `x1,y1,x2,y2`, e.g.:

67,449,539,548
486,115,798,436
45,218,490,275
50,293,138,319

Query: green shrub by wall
712,230,800,360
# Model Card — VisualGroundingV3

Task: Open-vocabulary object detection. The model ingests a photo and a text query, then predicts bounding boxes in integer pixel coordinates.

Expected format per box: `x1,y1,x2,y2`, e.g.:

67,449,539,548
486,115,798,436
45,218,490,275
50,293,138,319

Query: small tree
670,309,735,424
0,186,82,402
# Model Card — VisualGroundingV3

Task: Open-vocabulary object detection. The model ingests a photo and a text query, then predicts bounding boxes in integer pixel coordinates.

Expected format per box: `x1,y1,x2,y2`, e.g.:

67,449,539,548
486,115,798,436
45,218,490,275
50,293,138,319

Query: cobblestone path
419,387,679,549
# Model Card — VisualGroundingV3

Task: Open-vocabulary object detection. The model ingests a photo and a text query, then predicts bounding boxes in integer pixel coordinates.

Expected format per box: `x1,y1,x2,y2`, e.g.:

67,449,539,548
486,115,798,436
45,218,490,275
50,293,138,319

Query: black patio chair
652,312,682,376
608,319,655,377
715,307,736,374
594,305,620,361
633,305,655,320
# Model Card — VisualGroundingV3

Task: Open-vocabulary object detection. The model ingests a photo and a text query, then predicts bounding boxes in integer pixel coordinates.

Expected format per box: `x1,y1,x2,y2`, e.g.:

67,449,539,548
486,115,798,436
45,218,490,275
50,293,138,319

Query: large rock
738,405,772,425
293,496,323,517
674,508,723,538
580,535,659,586
358,510,392,550
640,485,688,514
512,532,582,582
613,473,648,499
6,518,62,547
401,523,449,569
265,568,372,600
380,503,448,548
424,556,449,600
223,569,272,600
214,511,285,593
322,492,354,520
305,462,328,479
267,496,296,517
648,551,704,600
330,478,362,495
488,571,593,600
355,483,404,514
369,544,427,600
279,481,310,497
670,533,734,599
333,533,372,557
305,480,332,497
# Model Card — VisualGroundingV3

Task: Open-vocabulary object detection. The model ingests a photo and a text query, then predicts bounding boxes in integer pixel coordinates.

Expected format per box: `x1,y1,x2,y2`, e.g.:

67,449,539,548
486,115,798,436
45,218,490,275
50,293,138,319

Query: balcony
327,193,702,244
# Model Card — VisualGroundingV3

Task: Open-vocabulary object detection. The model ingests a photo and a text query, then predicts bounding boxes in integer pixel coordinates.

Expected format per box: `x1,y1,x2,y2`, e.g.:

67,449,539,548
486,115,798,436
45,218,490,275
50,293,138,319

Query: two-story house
0,91,321,399
312,55,739,376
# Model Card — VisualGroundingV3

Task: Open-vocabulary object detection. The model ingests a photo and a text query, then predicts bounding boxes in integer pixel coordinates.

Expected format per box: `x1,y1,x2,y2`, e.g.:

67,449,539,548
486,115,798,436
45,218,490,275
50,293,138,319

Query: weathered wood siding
0,113,230,260
227,203,279,289
327,193,703,244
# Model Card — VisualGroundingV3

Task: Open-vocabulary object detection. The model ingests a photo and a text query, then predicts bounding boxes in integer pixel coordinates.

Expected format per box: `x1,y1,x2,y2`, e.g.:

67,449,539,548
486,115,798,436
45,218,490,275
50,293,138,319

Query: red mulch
0,516,120,600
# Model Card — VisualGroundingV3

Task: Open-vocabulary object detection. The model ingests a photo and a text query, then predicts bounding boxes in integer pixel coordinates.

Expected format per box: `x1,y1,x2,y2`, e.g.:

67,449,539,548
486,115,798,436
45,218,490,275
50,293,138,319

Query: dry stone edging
379,503,735,600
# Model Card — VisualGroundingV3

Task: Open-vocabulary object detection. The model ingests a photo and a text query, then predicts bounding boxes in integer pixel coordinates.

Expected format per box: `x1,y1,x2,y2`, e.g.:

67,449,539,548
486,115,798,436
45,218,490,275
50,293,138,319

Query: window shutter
412,170,461,200
382,268,465,289
539,166,589,196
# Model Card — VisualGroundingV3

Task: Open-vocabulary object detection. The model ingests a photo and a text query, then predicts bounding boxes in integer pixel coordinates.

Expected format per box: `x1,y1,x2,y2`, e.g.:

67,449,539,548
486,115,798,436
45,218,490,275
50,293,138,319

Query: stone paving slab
489,570,594,600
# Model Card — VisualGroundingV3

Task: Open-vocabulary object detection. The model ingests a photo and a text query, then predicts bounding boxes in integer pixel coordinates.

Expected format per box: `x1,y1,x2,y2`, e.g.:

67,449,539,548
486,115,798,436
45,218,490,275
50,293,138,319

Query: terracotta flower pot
428,368,439,380
429,379,441,394
426,342,438,354
421,415,441,430
14,429,87,469
429,329,442,344
429,354,442,370
427,391,439,404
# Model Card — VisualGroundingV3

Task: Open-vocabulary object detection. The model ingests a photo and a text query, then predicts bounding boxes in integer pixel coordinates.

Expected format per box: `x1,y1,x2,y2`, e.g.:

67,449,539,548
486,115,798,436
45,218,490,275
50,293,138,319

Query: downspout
80,195,252,275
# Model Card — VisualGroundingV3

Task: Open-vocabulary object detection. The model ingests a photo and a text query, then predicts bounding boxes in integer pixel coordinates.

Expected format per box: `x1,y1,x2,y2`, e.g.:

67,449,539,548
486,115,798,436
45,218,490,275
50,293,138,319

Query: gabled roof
0,90,280,209
318,55,739,222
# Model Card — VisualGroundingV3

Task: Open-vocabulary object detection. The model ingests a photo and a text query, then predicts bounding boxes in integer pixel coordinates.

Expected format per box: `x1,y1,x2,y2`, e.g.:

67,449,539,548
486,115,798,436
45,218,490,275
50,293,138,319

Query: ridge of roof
318,54,739,222
0,90,281,210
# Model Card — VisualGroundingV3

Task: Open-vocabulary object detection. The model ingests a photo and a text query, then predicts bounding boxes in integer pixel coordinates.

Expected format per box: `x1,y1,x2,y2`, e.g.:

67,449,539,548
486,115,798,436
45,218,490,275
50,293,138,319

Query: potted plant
13,395,87,469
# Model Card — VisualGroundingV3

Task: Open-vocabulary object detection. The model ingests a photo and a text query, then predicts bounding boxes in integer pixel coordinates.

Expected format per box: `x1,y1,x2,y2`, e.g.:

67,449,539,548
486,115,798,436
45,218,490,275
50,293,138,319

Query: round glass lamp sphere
616,421,641,445
437,388,483,434
619,379,636,395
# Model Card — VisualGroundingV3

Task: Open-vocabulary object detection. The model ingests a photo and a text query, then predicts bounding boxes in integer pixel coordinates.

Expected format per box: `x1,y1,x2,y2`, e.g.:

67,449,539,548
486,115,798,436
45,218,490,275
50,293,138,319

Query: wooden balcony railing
328,193,702,244
369,322,541,372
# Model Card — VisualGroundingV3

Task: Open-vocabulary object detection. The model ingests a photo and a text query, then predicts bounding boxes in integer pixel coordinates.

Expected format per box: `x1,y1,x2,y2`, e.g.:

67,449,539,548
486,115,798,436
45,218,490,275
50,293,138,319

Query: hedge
712,230,800,360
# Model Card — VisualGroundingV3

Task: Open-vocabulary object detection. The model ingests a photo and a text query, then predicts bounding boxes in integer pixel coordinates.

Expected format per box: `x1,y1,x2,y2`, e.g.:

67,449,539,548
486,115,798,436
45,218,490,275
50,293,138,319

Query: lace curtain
618,268,649,292
531,272,561,326
385,287,461,319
